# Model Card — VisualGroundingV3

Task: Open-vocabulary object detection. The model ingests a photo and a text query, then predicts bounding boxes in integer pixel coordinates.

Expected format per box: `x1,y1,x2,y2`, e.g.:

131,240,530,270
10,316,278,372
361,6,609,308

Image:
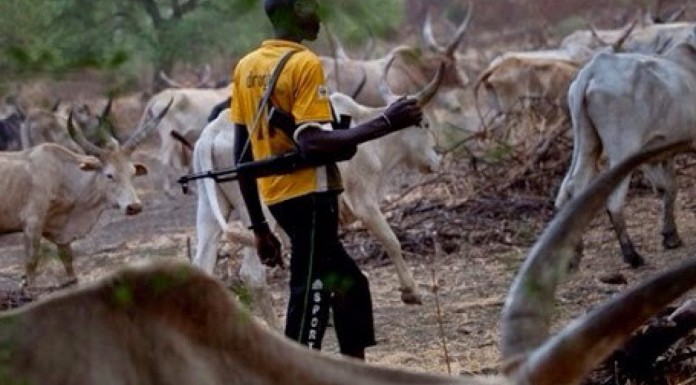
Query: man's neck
273,29,303,43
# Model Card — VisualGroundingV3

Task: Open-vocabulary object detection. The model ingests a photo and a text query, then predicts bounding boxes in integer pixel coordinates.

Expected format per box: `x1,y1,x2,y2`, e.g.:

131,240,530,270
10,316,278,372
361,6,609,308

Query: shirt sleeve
291,55,333,125
230,65,245,124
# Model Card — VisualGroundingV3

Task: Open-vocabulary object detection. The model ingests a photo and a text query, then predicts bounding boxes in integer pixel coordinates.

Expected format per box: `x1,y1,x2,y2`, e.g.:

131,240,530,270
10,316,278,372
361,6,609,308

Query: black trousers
269,191,376,352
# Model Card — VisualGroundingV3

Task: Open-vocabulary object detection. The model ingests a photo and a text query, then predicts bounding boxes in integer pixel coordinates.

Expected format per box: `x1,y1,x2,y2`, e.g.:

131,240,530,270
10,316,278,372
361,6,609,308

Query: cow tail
555,63,596,208
193,121,231,233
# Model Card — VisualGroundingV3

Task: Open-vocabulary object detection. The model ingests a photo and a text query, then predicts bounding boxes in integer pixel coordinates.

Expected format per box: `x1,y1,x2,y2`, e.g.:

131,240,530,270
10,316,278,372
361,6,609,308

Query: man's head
263,0,321,42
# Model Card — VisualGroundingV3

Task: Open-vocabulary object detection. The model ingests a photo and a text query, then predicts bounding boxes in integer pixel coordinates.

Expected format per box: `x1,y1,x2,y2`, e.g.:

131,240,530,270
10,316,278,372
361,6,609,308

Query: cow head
378,55,445,173
67,98,123,147
68,98,173,215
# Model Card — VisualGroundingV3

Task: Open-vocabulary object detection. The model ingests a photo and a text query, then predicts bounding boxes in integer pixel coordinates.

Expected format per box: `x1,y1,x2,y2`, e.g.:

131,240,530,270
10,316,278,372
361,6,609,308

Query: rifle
177,151,305,194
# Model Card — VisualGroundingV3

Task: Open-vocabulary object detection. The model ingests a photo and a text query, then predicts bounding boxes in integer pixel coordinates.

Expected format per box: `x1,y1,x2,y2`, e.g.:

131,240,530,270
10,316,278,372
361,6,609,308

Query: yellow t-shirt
231,39,342,205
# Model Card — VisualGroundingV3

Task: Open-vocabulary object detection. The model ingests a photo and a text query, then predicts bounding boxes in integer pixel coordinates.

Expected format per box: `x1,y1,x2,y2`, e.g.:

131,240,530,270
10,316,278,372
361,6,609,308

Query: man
231,0,424,360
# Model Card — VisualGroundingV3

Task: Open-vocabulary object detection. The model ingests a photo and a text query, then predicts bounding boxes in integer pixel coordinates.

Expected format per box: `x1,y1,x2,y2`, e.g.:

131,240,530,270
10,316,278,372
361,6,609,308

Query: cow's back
0,144,90,234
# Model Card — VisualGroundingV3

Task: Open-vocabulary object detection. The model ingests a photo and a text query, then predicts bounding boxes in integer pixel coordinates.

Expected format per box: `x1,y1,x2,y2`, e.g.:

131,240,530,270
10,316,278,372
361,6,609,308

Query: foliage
0,0,403,89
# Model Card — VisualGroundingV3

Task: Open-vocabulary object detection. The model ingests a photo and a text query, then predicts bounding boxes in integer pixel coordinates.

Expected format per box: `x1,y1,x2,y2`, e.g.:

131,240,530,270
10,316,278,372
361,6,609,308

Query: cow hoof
663,233,683,250
400,289,423,305
623,252,645,268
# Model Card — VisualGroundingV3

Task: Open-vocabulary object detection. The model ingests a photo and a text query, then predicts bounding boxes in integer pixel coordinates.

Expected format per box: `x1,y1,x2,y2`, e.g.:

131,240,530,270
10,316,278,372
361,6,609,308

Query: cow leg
56,243,78,285
352,203,422,305
193,196,224,274
239,247,281,330
606,177,644,267
22,222,43,287
558,137,601,270
644,162,683,250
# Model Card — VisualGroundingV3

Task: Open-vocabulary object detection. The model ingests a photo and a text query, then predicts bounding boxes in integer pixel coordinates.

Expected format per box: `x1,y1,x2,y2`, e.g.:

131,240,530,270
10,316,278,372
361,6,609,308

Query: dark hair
263,0,295,22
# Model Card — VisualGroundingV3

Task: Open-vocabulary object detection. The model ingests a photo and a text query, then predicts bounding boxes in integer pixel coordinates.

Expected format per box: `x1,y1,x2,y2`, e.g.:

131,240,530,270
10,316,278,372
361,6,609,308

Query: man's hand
254,228,284,268
382,96,423,131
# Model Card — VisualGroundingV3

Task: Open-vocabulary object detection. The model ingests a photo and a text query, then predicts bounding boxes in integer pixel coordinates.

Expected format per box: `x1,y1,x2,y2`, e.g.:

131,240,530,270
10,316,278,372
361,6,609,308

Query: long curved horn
196,64,212,88
350,67,367,100
422,11,444,53
444,0,473,57
501,140,693,385
590,15,638,52
422,1,473,56
99,97,112,121
122,97,173,154
324,24,349,60
473,64,497,130
612,17,638,51
377,55,399,103
665,6,686,23
159,70,185,89
376,45,417,103
413,61,445,107
67,112,105,156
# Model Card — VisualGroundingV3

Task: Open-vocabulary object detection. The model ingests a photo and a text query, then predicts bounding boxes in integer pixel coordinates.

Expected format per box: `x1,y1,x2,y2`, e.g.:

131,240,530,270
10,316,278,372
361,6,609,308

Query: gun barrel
176,151,303,187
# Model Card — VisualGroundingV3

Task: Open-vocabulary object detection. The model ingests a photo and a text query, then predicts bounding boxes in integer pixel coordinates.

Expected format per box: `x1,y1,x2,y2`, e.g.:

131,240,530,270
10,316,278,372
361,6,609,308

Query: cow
320,2,472,108
473,56,580,125
192,59,444,324
19,100,116,152
0,99,25,151
158,64,217,89
137,87,229,195
560,19,694,63
555,27,696,268
0,100,172,286
0,139,692,385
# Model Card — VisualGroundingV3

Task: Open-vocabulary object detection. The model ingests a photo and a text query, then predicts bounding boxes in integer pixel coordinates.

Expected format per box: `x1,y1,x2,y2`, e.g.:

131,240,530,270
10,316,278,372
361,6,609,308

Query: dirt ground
1,145,696,383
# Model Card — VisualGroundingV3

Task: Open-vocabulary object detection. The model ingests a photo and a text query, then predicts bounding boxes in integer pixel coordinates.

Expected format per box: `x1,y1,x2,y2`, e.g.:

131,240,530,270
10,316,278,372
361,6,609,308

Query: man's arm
234,123,283,267
295,96,422,155
234,123,267,230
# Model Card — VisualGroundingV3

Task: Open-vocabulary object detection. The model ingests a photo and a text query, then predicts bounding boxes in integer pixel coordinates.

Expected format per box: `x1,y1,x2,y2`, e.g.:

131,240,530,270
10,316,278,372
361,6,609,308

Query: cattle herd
1,3,696,384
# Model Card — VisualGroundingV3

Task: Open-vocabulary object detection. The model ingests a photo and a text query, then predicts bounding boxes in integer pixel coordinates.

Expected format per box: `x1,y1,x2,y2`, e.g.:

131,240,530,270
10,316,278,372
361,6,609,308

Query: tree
0,0,404,94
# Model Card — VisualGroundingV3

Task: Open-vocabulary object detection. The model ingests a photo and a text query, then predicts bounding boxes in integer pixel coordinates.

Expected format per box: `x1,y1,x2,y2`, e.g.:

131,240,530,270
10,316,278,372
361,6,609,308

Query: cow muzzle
125,203,143,216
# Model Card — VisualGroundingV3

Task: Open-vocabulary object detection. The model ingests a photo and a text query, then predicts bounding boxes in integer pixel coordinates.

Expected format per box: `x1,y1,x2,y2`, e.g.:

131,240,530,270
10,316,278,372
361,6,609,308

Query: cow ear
134,163,148,176
79,157,102,171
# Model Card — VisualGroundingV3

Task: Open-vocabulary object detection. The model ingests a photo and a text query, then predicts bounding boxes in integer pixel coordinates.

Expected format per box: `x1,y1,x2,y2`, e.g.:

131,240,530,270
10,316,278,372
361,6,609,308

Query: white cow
192,60,444,323
555,27,696,267
139,87,229,194
0,101,171,286
0,140,693,385
320,3,472,108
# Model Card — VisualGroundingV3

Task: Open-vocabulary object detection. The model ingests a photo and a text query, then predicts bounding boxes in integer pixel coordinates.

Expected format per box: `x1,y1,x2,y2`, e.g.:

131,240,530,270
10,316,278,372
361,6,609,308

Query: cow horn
665,6,686,23
377,55,399,103
363,30,376,60
122,97,173,154
350,67,368,100
99,97,113,121
413,61,445,107
500,140,693,385
67,112,105,156
612,16,638,51
590,14,638,52
159,70,185,89
324,24,349,60
423,1,472,57
196,64,212,88
377,45,418,103
444,0,473,57
422,11,444,53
